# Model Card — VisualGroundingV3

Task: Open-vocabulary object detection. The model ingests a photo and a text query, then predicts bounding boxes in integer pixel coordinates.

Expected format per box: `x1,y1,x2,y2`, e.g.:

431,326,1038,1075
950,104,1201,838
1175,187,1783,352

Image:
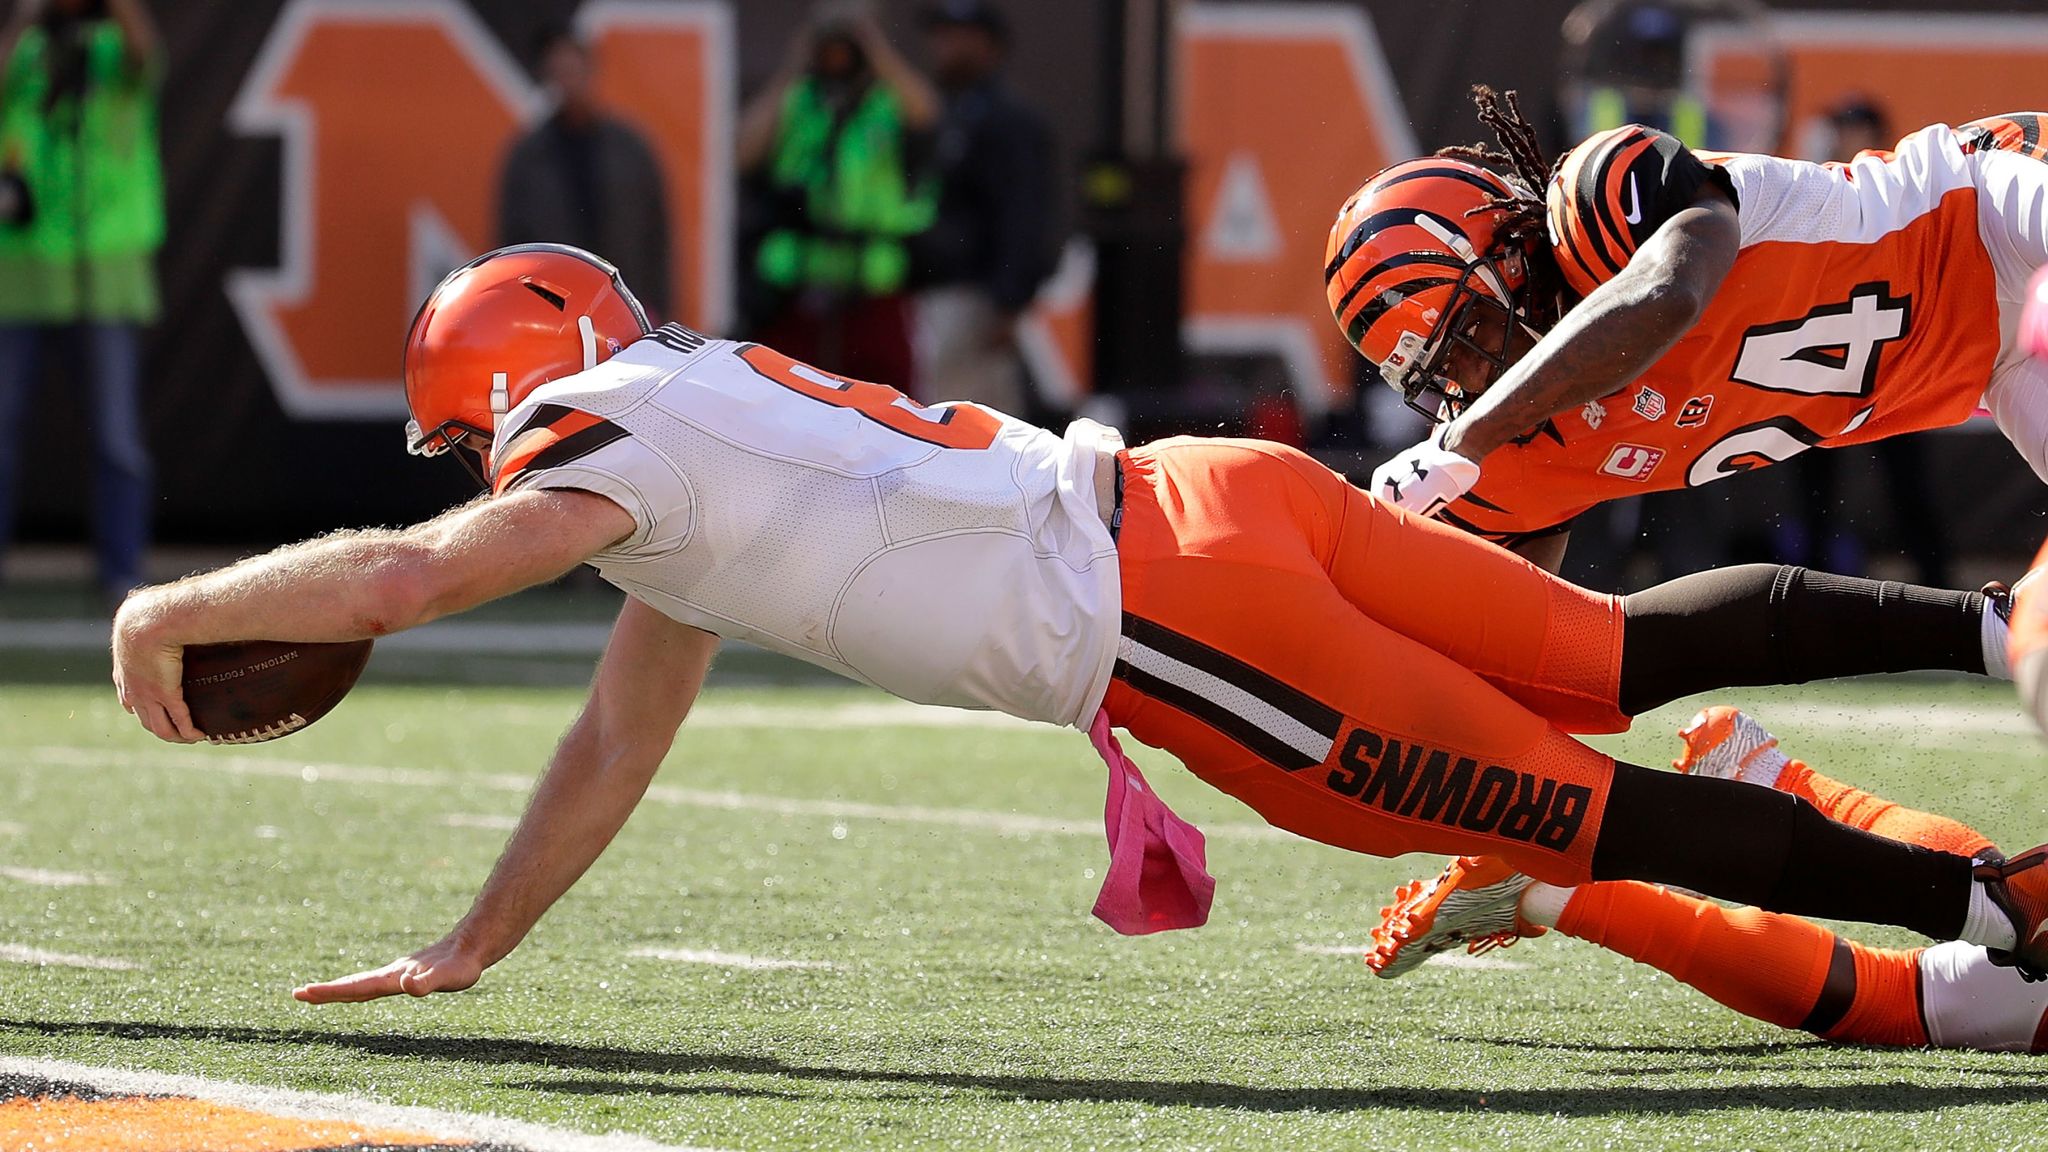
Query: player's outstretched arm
112,488,634,743
1441,188,1741,463
295,597,717,1005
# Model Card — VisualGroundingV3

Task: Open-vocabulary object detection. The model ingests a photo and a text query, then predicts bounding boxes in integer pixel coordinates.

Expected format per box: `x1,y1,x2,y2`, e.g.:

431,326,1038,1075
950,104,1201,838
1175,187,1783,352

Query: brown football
180,639,374,744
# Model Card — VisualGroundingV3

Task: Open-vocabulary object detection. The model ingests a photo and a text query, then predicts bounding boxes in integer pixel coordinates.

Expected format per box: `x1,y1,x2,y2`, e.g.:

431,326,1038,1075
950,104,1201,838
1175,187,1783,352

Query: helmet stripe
1372,164,1513,199
1326,207,1467,281
1344,275,1458,348
1332,250,1466,321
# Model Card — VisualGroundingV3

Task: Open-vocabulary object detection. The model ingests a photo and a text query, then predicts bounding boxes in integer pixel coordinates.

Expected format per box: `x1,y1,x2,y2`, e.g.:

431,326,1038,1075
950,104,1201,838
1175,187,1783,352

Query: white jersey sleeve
492,401,692,563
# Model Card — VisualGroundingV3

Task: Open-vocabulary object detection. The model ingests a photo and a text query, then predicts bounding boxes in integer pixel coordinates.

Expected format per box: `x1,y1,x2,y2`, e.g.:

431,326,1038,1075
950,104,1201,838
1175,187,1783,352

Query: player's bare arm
111,488,635,743
1439,188,1740,462
294,597,717,1004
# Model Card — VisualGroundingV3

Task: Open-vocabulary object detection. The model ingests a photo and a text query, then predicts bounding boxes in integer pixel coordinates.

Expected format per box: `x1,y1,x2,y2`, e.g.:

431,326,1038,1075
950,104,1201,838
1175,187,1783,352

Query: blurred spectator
911,0,1052,412
498,24,670,319
1786,97,1951,585
0,0,162,606
737,2,938,385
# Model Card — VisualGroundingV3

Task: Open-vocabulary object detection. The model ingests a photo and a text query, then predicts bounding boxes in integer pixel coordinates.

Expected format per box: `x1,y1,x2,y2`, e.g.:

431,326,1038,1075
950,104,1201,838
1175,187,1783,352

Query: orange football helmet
1325,158,1541,419
403,243,650,480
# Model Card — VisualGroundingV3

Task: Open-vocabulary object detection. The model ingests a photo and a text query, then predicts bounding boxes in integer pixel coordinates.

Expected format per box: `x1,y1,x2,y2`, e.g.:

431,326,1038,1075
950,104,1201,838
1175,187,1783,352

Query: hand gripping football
180,639,374,744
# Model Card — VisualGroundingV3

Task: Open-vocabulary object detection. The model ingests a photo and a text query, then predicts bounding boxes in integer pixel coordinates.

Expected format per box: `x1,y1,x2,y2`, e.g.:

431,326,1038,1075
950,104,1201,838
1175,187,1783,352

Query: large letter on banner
227,0,541,418
229,0,736,420
577,1,734,336
1178,5,1417,416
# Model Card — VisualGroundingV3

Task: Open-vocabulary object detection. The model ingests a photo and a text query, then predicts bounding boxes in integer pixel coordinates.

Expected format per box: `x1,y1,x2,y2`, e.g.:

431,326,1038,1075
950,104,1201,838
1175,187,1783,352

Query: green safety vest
757,78,934,297
0,22,165,323
1585,86,1709,148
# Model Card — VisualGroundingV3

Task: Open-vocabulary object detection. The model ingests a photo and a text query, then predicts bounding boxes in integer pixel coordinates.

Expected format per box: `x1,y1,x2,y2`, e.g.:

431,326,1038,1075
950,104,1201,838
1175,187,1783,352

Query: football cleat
1672,706,1791,791
1366,855,1541,979
1973,845,2048,982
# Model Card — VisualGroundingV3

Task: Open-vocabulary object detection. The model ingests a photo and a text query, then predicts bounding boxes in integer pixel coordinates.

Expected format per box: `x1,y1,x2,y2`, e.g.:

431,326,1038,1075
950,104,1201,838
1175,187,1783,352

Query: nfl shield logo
1633,386,1667,421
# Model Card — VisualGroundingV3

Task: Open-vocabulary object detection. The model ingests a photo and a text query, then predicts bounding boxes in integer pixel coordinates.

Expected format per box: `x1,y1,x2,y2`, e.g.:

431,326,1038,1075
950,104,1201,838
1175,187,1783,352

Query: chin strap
489,371,509,435
579,315,599,371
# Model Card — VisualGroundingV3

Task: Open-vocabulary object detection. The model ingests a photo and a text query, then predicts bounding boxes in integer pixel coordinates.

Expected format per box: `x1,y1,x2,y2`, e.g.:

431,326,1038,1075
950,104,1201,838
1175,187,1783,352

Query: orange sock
1821,942,1929,1047
1554,880,1832,1030
1776,761,1997,858
1554,880,1933,1045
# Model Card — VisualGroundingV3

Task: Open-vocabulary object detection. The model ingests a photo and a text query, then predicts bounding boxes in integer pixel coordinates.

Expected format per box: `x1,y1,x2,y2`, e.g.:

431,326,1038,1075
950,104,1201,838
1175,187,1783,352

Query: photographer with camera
0,0,163,607
736,2,939,388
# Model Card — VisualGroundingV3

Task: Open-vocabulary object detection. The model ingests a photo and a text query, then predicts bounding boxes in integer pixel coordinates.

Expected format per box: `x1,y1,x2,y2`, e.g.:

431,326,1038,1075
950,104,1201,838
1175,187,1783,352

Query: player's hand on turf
293,937,484,1004
110,593,206,744
1368,428,1481,517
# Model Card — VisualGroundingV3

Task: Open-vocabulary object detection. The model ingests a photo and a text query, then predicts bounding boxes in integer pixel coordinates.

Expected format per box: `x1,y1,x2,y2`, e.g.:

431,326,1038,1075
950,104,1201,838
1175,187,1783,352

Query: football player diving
1347,98,2048,1047
109,245,2048,1003
1348,90,2048,574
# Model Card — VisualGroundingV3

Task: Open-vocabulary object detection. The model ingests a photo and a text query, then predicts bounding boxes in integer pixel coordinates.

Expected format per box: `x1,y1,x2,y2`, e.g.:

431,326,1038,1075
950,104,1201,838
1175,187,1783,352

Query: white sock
1961,874,2019,952
1984,599,2012,680
1518,881,1574,930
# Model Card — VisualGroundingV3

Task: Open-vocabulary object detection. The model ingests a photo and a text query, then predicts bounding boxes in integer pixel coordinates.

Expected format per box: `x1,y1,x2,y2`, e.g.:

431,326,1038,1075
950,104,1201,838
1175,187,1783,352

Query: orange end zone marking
0,1094,461,1152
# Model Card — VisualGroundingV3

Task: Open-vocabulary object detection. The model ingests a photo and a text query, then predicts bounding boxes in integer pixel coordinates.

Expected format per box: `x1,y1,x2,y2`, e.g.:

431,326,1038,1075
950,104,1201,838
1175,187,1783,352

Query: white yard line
626,946,836,971
18,745,1296,842
0,943,140,971
0,1056,720,1152
0,865,102,887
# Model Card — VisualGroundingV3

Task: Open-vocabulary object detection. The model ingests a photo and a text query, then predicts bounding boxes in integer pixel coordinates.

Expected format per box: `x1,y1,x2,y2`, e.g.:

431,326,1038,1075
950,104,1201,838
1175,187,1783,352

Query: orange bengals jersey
1443,114,2046,545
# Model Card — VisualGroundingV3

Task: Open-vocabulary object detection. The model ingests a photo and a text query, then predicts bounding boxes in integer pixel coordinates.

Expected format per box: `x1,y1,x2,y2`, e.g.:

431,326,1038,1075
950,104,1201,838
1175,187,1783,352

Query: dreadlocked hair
1435,85,1567,326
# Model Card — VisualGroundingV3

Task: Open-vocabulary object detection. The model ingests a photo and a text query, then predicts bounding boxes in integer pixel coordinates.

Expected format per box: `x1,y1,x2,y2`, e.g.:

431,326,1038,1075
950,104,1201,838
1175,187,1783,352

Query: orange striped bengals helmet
1326,158,1538,419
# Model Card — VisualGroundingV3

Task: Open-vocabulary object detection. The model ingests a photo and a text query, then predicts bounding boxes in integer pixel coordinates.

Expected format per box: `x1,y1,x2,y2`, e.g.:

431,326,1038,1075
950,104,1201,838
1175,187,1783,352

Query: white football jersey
491,325,1122,728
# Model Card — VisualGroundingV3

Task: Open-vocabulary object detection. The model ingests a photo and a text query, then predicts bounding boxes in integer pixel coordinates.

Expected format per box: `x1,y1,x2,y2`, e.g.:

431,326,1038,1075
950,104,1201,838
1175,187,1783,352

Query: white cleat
1672,706,1791,791
1366,855,1541,979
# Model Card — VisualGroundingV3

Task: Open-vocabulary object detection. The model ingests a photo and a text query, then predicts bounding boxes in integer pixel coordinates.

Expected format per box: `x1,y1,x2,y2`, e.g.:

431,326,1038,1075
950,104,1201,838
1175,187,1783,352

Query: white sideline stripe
1294,942,1528,971
627,946,836,971
443,812,520,830
0,943,140,970
0,1056,721,1152
0,865,103,887
1118,635,1336,764
20,745,1298,842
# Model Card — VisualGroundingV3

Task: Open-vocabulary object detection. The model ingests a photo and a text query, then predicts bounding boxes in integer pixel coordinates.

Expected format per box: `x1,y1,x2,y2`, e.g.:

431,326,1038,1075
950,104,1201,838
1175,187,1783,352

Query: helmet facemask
1396,249,1547,422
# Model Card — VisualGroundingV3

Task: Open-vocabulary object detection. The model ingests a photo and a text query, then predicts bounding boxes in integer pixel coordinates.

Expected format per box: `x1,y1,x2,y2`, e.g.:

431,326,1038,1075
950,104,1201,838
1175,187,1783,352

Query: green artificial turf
1,647,2044,1150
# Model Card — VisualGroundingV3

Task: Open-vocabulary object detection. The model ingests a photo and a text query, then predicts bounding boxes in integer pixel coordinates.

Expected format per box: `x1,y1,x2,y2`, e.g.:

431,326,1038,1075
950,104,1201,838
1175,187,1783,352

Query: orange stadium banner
1689,12,2048,160
227,0,731,419
1175,3,1415,416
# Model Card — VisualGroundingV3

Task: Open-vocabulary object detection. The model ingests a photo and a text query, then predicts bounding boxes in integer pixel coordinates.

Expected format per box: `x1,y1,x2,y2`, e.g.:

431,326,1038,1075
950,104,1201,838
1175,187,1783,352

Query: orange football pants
1103,438,1626,884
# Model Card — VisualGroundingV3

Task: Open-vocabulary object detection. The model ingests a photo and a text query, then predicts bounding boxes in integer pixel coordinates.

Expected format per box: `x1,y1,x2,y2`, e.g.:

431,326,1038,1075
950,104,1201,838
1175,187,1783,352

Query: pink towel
1087,709,1214,934
2024,265,2048,362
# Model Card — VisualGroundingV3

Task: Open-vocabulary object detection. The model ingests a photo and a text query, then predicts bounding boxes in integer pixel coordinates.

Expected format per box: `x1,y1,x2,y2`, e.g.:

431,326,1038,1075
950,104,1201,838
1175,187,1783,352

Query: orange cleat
1672,706,1791,790
1365,855,1541,979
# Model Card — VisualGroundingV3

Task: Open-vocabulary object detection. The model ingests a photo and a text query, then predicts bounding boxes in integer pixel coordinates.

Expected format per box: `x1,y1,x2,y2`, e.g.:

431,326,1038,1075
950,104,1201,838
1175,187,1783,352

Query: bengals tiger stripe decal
1547,125,1665,297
